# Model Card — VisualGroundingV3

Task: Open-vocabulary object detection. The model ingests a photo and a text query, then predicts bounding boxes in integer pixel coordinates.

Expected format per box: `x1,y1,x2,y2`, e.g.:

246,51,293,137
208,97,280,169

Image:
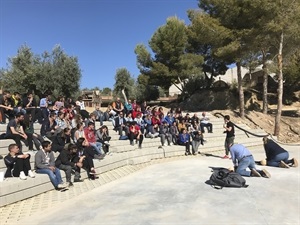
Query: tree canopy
0,44,81,98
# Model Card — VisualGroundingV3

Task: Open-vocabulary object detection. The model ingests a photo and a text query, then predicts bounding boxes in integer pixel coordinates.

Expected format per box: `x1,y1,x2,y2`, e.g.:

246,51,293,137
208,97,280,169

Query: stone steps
0,114,269,207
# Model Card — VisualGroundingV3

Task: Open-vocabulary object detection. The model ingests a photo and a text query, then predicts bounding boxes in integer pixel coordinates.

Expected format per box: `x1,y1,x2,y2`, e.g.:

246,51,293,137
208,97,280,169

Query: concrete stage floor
22,146,299,225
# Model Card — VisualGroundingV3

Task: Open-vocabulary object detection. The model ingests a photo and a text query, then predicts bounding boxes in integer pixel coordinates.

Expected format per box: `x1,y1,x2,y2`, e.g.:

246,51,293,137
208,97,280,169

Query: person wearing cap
229,143,271,178
260,137,298,168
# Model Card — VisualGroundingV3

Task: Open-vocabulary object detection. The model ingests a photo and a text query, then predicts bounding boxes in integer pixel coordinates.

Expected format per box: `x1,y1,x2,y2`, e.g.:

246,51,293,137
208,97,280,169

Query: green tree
1,44,81,98
0,45,38,94
113,68,135,100
101,87,112,96
135,16,203,92
186,11,230,87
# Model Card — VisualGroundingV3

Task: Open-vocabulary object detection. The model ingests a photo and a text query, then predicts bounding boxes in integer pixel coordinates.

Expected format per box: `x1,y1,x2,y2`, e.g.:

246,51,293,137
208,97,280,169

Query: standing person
4,144,35,180
4,112,33,151
35,141,67,190
223,115,235,159
39,93,50,122
260,137,298,168
229,143,271,178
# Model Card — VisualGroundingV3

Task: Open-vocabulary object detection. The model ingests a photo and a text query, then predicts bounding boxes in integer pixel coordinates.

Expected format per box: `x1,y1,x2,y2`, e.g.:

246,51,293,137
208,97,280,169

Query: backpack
208,167,248,189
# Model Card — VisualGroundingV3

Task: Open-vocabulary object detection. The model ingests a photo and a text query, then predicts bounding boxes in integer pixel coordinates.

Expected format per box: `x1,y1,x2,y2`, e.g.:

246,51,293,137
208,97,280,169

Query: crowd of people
0,91,298,189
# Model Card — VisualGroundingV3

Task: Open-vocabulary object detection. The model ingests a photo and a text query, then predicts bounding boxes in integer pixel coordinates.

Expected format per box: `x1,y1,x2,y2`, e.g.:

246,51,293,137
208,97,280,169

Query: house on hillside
169,65,277,95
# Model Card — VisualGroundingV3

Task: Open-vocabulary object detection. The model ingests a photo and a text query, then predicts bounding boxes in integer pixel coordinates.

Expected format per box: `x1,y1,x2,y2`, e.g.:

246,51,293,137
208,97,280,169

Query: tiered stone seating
0,113,267,207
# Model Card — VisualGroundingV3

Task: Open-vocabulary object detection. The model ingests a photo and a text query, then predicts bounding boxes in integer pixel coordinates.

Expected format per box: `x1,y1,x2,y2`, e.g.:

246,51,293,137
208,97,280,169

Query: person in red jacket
129,121,143,149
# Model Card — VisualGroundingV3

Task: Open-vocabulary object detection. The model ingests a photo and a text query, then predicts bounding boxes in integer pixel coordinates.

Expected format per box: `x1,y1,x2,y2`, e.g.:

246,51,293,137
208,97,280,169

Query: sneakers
104,141,110,146
259,169,271,178
89,169,96,175
222,155,229,159
74,179,83,183
251,169,261,177
163,143,168,147
68,182,74,187
94,154,105,160
279,161,290,168
57,183,67,189
19,171,27,180
260,159,267,166
28,170,35,178
292,158,298,167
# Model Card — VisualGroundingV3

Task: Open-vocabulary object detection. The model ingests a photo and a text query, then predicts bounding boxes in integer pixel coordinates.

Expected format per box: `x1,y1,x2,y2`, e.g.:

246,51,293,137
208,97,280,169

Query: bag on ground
208,167,248,189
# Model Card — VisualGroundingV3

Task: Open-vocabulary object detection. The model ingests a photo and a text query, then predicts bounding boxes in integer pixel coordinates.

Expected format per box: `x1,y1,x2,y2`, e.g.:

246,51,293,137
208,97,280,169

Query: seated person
75,138,100,180
229,143,270,178
51,128,71,153
170,121,179,145
74,122,86,143
200,112,213,133
22,91,42,124
159,121,172,146
40,112,61,141
84,122,104,157
96,125,111,154
22,114,45,150
55,143,78,186
5,112,33,151
128,121,143,149
35,141,67,190
191,130,204,154
260,137,298,168
4,143,35,180
93,106,104,126
111,97,124,115
178,128,192,155
114,112,129,136
0,90,15,123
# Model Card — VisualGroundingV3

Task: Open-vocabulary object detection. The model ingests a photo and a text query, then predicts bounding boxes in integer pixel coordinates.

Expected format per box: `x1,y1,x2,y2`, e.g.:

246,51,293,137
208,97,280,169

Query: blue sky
0,0,199,89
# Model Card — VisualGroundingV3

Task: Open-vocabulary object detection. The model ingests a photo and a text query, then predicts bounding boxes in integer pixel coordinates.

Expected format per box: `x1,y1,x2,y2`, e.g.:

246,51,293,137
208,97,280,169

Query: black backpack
208,167,248,189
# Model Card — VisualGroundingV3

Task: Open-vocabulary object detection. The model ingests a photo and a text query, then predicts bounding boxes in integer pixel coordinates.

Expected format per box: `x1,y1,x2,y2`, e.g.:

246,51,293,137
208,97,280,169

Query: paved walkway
1,145,299,225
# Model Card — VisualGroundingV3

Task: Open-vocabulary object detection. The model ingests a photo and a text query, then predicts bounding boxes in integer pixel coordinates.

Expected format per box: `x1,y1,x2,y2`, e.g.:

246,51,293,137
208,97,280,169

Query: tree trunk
274,32,284,137
262,49,268,114
236,61,245,118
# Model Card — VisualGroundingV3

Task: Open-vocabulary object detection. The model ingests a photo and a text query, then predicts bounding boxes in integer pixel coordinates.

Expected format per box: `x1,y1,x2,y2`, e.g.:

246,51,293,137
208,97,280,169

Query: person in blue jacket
179,128,193,155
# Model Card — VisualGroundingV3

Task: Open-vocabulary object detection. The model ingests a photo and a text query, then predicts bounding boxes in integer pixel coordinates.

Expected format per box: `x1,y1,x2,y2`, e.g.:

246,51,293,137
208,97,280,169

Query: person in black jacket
51,128,71,153
4,143,35,180
55,143,78,186
260,137,298,168
74,138,103,181
40,112,61,140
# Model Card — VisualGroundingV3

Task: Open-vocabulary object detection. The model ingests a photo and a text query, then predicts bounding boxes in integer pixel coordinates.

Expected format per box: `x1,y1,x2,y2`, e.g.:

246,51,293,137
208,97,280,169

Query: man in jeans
35,141,67,190
229,143,271,178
